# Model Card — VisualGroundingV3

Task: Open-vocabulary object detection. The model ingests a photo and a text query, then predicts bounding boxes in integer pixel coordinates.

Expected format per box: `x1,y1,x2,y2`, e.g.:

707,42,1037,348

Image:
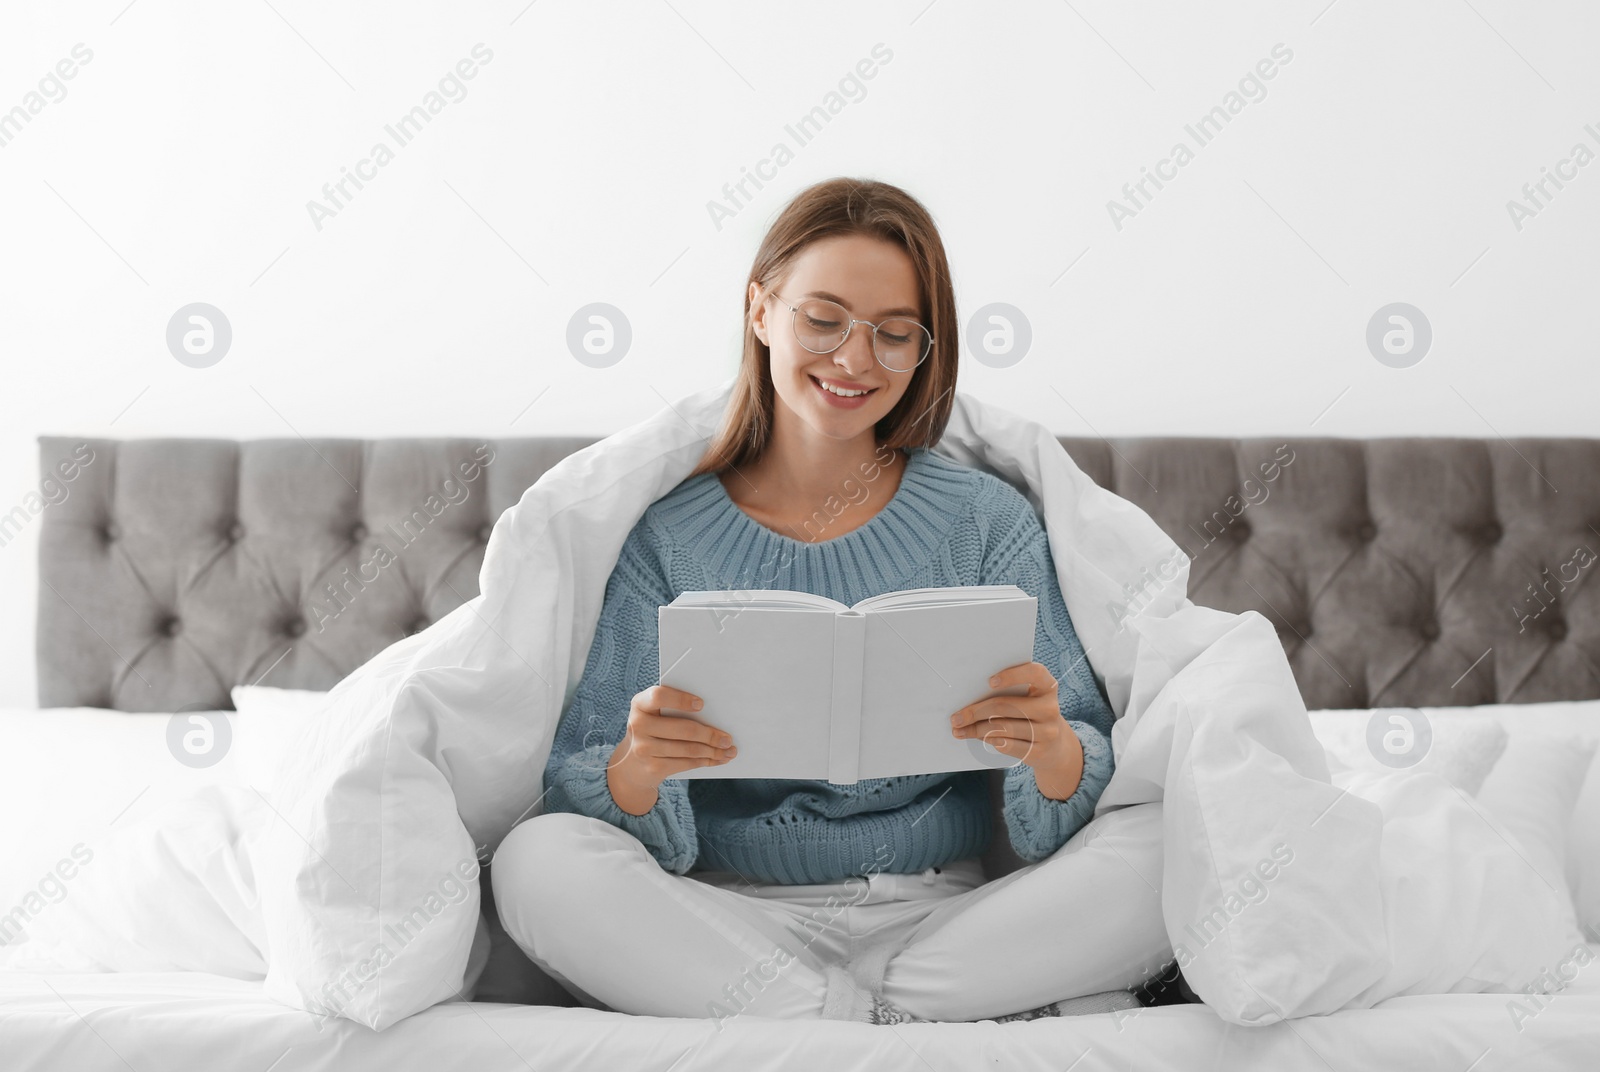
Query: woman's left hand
949,661,1085,802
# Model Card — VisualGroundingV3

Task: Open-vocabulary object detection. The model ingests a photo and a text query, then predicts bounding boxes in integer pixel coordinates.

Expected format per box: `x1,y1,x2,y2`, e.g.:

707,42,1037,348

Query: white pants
491,803,1172,1022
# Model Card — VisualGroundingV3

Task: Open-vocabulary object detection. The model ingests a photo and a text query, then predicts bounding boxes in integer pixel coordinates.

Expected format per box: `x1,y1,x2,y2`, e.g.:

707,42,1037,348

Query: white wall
1,0,1595,706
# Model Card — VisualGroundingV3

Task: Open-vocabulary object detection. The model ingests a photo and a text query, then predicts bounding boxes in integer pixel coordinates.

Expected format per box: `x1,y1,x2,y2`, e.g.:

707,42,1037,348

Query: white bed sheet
4,959,1600,1072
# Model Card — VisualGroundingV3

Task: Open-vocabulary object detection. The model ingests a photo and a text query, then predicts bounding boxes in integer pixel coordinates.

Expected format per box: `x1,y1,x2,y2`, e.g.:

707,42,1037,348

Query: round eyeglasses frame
768,292,933,373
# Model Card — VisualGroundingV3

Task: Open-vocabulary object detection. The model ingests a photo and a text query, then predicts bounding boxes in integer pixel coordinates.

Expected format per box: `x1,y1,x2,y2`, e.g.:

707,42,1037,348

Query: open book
657,585,1037,784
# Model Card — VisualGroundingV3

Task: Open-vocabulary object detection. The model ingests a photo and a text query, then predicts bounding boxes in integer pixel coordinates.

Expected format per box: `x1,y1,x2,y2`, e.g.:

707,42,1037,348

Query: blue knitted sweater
541,445,1116,885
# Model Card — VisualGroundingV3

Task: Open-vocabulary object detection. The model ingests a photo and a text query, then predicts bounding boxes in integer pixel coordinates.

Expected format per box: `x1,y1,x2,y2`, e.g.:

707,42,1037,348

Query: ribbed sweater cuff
555,745,699,873
1001,721,1115,863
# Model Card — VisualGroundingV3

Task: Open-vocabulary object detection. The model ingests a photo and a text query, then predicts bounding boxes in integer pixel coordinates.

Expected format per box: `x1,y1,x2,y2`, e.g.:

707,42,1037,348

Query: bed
4,431,1598,1070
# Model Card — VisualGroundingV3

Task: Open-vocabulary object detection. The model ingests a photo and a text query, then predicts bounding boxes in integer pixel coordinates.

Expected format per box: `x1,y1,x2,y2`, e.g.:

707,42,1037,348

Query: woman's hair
689,177,958,478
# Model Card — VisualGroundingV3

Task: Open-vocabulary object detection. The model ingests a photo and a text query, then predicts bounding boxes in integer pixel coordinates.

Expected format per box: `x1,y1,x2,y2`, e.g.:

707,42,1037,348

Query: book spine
827,610,866,784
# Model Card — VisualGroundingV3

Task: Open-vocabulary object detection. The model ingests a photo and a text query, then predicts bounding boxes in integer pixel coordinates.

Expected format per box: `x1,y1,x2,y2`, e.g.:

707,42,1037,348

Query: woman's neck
720,439,906,540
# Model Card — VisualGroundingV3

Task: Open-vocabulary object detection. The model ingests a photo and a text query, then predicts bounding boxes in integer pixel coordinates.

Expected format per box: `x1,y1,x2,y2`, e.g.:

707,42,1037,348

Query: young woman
492,178,1167,1024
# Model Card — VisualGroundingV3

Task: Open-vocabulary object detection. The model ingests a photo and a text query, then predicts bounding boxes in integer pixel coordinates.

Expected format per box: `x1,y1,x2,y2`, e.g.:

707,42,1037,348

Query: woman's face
749,233,924,445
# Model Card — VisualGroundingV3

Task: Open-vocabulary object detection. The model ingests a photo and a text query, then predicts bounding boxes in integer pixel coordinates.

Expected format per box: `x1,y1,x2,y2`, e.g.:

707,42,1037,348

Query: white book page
851,584,1027,613
856,598,1037,779
670,589,845,612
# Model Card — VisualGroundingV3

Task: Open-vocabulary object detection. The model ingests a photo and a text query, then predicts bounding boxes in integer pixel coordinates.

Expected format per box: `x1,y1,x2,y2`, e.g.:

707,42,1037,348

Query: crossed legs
490,803,1170,1022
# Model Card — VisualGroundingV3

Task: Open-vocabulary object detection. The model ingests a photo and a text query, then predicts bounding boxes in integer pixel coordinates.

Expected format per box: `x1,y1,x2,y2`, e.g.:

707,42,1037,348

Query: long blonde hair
689,178,959,478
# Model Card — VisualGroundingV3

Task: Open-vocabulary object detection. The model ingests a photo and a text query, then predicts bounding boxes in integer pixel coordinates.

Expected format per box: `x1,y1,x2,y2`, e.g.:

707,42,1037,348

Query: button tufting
227,522,245,542
284,618,307,638
409,619,429,635
103,522,120,542
1420,621,1441,641
350,523,368,542
161,617,182,638
477,524,493,543
1357,522,1377,542
1298,622,1314,638
1231,520,1251,541
1481,522,1503,544
1549,621,1568,642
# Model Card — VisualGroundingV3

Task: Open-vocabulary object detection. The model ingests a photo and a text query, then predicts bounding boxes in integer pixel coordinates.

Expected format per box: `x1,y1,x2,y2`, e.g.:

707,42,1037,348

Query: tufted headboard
35,435,1600,713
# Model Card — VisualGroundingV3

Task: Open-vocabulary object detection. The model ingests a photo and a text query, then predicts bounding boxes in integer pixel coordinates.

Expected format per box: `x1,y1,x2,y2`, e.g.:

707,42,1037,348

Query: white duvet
7,378,1578,1031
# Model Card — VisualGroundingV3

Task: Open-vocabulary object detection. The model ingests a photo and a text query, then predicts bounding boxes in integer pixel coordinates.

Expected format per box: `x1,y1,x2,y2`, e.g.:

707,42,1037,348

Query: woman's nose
834,324,878,373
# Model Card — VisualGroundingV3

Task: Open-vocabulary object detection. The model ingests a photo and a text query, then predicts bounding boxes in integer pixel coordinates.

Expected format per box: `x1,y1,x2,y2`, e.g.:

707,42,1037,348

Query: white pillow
1312,700,1600,943
1442,701,1600,940
1299,703,1592,994
1476,730,1597,946
229,686,330,798
0,776,493,1001
0,784,270,977
0,706,244,931
1307,709,1507,797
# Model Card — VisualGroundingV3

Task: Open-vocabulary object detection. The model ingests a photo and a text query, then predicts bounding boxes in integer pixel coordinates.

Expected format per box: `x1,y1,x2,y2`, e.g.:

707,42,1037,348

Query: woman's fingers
633,686,733,745
963,717,1041,744
955,709,1052,760
970,729,1047,764
641,684,704,715
651,740,736,761
952,695,1047,730
986,660,1058,695
642,710,733,747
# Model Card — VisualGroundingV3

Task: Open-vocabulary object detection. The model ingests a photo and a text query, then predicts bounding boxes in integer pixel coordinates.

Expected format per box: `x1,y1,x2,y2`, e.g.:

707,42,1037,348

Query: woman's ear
748,282,770,346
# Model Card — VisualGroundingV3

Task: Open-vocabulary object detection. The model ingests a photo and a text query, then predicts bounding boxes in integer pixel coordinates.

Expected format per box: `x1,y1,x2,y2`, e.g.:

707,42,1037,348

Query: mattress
4,962,1600,1071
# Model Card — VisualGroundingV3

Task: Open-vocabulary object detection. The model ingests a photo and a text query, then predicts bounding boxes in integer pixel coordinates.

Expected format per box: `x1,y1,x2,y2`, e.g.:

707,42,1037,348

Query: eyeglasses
769,293,933,373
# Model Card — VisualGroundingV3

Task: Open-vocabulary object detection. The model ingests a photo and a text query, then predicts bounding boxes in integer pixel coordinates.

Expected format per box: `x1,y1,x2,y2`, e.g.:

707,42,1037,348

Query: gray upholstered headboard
35,435,1600,713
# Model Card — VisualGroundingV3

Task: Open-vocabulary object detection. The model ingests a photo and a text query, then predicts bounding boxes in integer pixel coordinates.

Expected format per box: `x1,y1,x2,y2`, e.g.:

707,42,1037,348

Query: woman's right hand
607,685,737,815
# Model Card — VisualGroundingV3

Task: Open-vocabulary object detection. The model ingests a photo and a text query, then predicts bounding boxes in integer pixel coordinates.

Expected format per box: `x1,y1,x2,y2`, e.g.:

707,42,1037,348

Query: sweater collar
663,446,973,589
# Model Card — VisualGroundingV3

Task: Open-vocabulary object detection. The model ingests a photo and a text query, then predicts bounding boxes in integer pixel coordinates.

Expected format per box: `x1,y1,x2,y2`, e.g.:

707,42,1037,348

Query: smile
810,375,878,407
